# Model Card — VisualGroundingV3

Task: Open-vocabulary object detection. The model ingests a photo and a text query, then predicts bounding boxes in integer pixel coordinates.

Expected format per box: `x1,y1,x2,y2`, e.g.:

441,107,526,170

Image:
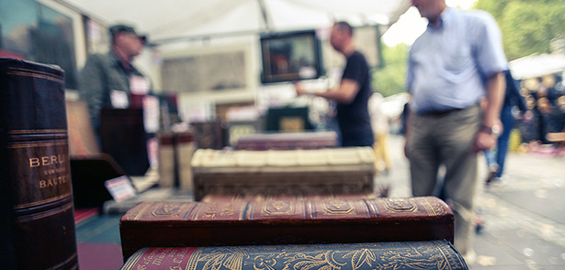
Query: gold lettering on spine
134,248,191,268
9,140,72,208
29,154,66,168
29,157,40,167
39,175,68,189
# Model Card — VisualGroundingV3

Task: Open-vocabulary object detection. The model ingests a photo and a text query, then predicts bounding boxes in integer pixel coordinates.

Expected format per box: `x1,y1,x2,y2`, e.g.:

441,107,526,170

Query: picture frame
160,42,256,104
260,30,322,84
1,0,86,90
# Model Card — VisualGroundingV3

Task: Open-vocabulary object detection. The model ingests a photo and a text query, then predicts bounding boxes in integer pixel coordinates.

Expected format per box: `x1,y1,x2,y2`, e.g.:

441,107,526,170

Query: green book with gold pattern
121,241,469,270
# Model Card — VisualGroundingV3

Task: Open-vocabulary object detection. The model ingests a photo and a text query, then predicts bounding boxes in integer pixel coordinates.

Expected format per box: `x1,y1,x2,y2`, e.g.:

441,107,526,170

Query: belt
419,107,464,117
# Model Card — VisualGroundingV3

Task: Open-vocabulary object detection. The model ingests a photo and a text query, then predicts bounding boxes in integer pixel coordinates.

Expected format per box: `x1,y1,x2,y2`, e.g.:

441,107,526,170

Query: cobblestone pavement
378,134,565,270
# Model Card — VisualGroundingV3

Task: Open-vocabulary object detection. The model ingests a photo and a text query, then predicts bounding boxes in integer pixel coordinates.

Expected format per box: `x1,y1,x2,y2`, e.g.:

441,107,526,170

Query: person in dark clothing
485,70,532,183
78,24,150,134
295,21,374,147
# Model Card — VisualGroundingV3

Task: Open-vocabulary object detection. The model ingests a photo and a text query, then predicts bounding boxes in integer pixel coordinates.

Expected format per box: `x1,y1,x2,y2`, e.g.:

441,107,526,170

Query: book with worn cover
0,58,78,269
235,131,338,150
120,196,454,260
120,240,469,270
191,147,375,200
158,131,194,190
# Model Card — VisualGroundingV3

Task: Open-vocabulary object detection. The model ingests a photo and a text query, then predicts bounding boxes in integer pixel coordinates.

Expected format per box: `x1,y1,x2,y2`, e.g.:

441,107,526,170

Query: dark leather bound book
120,196,454,260
120,240,469,270
235,131,337,150
0,58,78,269
191,120,226,150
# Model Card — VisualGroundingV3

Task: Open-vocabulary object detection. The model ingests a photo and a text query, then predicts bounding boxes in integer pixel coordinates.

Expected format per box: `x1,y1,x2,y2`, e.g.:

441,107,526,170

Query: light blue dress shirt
407,7,507,114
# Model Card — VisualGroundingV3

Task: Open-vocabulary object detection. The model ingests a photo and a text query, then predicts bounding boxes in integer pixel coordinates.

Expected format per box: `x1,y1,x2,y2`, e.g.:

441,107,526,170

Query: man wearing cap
78,24,150,134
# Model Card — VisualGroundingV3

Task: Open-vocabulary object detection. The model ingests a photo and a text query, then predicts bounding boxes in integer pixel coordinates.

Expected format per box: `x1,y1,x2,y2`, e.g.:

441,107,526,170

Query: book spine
120,241,469,270
176,132,194,191
0,59,78,269
157,133,176,187
120,197,454,260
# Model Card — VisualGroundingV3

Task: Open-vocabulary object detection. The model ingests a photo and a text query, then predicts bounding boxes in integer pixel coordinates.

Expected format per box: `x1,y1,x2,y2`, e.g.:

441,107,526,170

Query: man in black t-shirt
295,21,374,147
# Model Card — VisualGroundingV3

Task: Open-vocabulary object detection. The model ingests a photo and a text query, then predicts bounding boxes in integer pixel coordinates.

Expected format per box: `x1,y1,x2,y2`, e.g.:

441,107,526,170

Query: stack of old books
191,147,376,201
118,137,468,269
118,196,468,269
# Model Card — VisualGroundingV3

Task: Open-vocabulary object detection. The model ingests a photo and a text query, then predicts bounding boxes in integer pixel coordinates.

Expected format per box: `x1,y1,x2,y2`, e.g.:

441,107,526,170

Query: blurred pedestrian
369,92,392,173
485,70,532,184
404,0,507,263
78,24,150,138
295,21,373,147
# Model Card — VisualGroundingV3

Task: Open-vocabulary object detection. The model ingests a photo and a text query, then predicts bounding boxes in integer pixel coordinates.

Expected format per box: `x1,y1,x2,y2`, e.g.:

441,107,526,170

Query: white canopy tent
52,0,412,120
56,0,411,46
509,53,565,80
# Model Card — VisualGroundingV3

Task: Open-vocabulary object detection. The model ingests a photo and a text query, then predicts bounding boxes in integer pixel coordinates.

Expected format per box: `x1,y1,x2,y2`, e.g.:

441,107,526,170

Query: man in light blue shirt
405,0,507,263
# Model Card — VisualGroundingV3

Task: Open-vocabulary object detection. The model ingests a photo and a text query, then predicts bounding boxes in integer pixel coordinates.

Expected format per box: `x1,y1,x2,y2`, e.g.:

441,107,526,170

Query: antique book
120,196,454,260
200,192,378,203
191,147,375,200
120,240,468,270
190,120,226,150
0,59,78,269
157,132,176,187
176,132,195,191
158,131,195,190
235,131,337,150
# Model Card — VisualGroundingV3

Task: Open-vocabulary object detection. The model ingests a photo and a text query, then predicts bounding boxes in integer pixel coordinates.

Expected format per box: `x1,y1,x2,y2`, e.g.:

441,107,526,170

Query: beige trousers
407,105,481,255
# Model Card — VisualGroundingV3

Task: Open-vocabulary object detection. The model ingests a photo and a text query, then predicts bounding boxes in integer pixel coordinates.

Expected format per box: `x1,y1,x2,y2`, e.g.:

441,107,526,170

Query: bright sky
382,0,478,46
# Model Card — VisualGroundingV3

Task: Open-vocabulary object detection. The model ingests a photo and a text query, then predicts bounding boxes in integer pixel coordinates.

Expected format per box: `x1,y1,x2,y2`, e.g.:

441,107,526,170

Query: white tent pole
257,0,273,32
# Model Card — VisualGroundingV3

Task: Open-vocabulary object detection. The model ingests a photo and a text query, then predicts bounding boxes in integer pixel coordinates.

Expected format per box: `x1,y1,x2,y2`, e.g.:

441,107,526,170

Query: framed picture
160,42,256,104
260,30,322,84
0,0,86,89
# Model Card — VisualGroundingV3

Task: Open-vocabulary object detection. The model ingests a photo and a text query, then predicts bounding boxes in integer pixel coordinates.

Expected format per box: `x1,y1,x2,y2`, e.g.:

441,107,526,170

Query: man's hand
472,119,502,153
294,82,308,96
472,132,497,153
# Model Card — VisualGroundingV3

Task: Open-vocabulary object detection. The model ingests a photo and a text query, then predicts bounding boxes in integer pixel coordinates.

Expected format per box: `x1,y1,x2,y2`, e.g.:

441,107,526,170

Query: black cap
109,24,147,45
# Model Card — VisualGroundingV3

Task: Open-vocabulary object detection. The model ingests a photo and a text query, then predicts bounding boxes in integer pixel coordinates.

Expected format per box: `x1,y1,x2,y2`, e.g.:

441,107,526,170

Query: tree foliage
371,1,565,97
371,43,409,97
474,0,565,61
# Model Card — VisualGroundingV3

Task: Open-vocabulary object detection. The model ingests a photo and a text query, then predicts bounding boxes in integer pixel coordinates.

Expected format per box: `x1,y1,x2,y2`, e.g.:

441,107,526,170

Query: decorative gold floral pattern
383,198,418,213
262,200,296,216
182,241,467,270
322,199,356,215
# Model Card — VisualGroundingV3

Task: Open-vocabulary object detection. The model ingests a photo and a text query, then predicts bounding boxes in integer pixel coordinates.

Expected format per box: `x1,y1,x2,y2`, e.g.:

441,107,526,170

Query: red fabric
0,49,25,60
74,208,99,224
77,242,123,270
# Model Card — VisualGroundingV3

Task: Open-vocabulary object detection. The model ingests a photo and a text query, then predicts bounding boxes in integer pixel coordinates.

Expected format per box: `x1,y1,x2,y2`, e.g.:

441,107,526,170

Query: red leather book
0,58,78,269
120,240,469,270
120,196,454,260
235,131,338,150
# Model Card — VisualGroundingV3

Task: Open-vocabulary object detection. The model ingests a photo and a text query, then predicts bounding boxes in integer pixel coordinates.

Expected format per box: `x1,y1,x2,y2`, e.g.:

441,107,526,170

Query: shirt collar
427,7,453,30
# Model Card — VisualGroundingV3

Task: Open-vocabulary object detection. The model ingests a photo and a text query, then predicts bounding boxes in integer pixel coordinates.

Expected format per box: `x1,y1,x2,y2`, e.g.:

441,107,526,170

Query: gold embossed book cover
120,196,454,260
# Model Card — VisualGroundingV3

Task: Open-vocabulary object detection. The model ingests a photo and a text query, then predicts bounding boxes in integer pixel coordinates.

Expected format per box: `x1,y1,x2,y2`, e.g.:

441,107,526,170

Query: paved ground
378,134,565,270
